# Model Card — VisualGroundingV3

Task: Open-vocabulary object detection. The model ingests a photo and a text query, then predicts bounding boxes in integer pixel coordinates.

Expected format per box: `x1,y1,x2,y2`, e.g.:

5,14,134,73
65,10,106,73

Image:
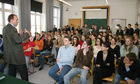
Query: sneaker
39,67,43,71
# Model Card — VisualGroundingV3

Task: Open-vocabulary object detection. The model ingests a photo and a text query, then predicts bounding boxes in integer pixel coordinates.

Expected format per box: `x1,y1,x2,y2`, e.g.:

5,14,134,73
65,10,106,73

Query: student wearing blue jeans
38,50,51,70
64,39,93,84
48,36,75,84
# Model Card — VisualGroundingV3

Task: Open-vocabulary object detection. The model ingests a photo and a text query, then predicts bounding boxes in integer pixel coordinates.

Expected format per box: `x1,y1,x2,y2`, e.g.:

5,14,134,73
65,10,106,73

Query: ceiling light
81,9,101,11
105,0,109,5
59,0,72,6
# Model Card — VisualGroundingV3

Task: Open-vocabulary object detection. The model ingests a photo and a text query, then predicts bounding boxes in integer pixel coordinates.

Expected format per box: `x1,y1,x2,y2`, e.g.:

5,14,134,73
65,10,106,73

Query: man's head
123,53,137,64
135,23,138,28
8,14,18,27
128,24,131,28
63,36,71,46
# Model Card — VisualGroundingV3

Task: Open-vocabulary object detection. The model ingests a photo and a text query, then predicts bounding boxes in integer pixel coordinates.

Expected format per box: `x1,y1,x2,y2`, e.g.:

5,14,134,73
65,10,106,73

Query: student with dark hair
126,24,134,36
134,23,140,36
48,36,75,84
114,53,140,84
3,14,30,81
72,36,80,54
116,25,124,36
64,39,93,84
93,38,103,63
93,42,114,84
110,37,120,63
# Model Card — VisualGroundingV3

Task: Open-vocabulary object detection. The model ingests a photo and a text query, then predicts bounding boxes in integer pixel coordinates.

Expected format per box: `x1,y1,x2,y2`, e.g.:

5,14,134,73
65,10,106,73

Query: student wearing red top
23,38,35,68
79,35,86,48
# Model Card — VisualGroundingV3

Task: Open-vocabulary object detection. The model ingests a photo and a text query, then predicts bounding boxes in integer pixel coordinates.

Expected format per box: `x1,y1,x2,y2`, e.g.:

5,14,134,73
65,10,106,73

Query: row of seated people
0,23,139,84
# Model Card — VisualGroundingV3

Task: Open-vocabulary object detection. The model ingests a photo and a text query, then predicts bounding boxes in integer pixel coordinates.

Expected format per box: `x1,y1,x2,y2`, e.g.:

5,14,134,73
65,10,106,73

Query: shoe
39,67,43,71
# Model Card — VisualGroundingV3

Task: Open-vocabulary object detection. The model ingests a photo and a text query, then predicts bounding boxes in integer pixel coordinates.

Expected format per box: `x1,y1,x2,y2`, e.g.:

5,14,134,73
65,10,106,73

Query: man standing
3,14,30,81
134,23,140,36
82,24,89,35
48,36,75,84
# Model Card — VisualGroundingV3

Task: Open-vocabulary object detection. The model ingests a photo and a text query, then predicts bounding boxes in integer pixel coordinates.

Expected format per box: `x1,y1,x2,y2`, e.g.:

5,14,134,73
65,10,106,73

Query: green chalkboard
84,19,107,29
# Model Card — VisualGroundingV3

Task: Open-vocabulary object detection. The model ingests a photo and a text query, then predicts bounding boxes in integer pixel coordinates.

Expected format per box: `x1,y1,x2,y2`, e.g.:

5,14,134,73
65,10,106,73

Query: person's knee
80,74,86,80
64,74,70,81
48,70,54,76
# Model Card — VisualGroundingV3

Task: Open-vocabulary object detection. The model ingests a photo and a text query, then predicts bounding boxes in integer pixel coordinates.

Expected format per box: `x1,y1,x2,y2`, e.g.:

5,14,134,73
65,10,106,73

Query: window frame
0,2,14,34
31,11,42,36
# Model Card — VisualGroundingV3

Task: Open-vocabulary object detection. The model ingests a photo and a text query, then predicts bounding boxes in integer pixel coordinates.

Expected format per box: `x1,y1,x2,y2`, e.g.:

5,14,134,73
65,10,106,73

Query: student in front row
93,42,114,84
64,39,93,84
48,36,75,84
114,53,140,84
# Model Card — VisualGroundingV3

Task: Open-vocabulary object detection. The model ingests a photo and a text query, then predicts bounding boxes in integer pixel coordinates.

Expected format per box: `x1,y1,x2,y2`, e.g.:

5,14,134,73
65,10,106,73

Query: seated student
64,39,93,84
72,36,80,54
93,42,114,84
34,33,44,54
22,38,35,69
120,36,138,57
38,35,53,70
48,36,75,84
114,53,140,84
79,35,86,48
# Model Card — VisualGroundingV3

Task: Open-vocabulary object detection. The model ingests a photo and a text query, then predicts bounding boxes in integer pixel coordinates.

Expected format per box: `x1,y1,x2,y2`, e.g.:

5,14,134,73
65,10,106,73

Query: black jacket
118,57,140,80
96,50,115,73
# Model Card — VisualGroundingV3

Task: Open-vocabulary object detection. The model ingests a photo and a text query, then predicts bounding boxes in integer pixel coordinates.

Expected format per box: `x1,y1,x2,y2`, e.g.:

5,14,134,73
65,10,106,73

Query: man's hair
135,23,139,26
126,53,137,61
8,14,16,22
64,36,72,41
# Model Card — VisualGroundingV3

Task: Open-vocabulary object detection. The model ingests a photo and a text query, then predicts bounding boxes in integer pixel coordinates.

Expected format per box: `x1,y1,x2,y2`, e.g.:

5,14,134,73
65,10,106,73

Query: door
69,19,81,31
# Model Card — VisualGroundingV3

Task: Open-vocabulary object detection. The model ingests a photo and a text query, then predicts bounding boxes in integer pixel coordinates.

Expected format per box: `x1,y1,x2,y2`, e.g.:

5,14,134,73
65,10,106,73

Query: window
53,7,60,28
31,11,42,36
4,3,12,10
0,2,14,34
0,3,2,8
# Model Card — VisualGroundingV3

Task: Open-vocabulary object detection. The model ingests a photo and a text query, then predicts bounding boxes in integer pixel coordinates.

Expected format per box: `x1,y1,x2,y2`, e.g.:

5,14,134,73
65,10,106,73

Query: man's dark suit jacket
3,24,29,65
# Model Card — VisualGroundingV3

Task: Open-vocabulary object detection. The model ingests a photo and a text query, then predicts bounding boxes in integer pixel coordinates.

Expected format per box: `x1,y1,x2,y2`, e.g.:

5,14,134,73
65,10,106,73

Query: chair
44,54,55,66
102,58,117,84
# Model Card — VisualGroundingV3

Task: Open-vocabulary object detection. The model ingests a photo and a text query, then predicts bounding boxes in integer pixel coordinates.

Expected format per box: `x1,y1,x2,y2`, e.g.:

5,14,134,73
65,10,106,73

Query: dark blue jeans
39,50,51,68
48,64,71,84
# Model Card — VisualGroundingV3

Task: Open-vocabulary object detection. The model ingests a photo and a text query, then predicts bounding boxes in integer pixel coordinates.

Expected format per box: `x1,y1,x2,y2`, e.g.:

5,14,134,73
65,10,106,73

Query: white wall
137,0,140,25
63,0,138,28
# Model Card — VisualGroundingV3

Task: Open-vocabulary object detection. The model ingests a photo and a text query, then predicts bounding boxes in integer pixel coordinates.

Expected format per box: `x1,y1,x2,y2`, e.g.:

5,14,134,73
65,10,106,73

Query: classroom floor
4,64,140,84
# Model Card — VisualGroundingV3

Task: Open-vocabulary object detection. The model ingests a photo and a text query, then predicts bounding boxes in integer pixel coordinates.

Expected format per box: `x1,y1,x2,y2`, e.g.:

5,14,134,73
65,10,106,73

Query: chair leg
73,76,79,84
28,62,37,75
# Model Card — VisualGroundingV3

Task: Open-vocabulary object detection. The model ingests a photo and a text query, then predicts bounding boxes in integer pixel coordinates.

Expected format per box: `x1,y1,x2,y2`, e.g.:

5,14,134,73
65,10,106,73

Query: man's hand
24,28,30,34
96,64,100,67
127,79,134,84
83,66,89,70
19,29,23,35
125,64,131,68
106,63,110,66
59,66,63,71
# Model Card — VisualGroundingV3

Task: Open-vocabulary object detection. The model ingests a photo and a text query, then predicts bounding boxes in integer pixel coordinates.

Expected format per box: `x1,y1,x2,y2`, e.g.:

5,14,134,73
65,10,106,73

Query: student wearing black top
39,35,53,70
126,24,134,36
93,42,114,84
134,23,139,36
110,37,120,63
116,25,124,36
114,53,140,84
